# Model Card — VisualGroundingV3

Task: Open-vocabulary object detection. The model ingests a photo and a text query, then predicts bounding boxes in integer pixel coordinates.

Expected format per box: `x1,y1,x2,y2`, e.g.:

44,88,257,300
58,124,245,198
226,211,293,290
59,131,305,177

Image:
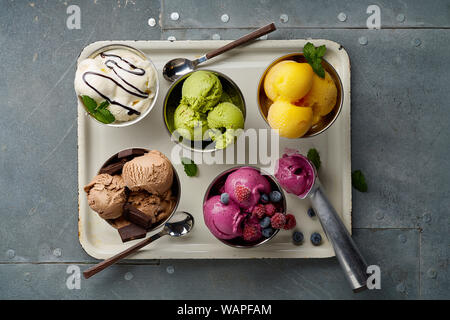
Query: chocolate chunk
117,148,146,159
99,158,127,175
118,223,147,242
123,203,153,229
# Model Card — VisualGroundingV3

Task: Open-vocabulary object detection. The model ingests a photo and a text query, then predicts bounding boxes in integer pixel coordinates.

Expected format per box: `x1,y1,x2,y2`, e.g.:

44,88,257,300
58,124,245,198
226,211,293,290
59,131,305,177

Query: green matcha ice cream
174,103,209,141
207,102,244,130
207,102,245,149
181,71,222,113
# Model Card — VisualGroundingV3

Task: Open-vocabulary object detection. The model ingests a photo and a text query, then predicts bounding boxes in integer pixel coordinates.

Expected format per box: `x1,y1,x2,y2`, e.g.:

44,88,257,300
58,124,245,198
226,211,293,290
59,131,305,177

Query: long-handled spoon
162,23,276,82
83,211,194,279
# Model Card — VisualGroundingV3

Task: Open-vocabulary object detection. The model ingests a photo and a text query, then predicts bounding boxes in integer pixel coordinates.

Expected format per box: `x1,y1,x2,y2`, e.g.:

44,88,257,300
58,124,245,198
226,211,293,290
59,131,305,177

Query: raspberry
264,203,276,216
271,212,286,229
252,204,266,219
243,223,262,242
235,185,251,202
283,214,296,230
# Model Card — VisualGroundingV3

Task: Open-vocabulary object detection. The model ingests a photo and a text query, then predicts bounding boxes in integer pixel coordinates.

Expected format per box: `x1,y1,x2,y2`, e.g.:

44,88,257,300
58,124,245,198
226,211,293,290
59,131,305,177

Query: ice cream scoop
207,102,245,149
224,167,271,211
275,153,368,292
173,103,209,141
122,150,174,195
300,71,338,125
267,100,313,138
84,173,127,220
181,70,223,113
203,195,244,240
264,60,314,102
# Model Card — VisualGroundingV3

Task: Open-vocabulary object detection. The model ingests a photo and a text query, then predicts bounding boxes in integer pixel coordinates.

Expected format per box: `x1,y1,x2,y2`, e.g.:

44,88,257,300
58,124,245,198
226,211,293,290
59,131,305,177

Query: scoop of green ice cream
181,71,222,113
207,102,245,149
207,102,244,130
174,103,209,141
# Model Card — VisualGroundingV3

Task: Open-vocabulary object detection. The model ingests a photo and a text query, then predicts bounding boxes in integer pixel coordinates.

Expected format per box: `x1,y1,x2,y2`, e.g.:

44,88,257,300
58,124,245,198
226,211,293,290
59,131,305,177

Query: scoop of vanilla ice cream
74,48,157,122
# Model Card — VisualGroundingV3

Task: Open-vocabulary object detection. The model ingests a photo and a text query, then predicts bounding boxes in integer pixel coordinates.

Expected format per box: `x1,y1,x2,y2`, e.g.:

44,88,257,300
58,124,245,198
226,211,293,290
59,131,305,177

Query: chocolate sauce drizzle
82,52,151,116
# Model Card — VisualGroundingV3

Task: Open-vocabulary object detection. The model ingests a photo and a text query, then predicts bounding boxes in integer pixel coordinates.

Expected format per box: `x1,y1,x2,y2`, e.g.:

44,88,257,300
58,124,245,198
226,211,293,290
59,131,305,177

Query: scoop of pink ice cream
224,167,271,211
275,153,315,197
203,195,244,240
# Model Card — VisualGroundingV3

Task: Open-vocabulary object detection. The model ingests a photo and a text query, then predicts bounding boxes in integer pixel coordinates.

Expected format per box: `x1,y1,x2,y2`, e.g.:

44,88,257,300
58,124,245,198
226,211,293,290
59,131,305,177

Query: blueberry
310,232,322,246
292,231,304,244
220,193,229,205
260,193,269,203
262,227,274,238
260,216,271,228
269,191,282,203
307,207,316,218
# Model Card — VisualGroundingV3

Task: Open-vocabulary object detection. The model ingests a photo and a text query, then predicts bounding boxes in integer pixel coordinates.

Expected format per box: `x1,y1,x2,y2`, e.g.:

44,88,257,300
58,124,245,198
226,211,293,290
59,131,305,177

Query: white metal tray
78,40,351,259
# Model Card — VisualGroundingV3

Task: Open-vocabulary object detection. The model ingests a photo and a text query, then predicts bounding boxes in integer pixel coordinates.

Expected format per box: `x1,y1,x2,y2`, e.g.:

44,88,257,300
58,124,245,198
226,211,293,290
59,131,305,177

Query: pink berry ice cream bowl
203,166,287,248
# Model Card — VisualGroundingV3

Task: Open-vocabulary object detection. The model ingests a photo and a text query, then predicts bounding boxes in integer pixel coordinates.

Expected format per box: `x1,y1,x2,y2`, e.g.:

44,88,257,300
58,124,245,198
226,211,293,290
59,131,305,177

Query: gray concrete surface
0,0,448,299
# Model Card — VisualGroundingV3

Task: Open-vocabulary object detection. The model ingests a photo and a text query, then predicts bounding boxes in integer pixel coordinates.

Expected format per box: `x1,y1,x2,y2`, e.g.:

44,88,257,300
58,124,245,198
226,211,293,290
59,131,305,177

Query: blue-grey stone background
0,0,449,299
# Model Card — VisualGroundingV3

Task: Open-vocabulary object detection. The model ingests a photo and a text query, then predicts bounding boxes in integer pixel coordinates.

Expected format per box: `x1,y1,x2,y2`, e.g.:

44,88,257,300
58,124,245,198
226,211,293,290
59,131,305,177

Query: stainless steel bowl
163,69,246,152
203,165,287,248
77,44,160,128
97,148,181,232
257,53,344,138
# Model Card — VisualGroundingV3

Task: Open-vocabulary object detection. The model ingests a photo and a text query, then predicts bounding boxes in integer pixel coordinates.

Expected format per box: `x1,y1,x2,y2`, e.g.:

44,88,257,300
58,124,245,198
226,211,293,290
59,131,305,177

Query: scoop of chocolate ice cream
122,150,174,195
127,190,177,224
84,174,127,220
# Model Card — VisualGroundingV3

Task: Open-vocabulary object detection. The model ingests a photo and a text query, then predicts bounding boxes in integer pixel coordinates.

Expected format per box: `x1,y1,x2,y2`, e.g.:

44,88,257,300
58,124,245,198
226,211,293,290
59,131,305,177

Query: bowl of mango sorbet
257,52,343,138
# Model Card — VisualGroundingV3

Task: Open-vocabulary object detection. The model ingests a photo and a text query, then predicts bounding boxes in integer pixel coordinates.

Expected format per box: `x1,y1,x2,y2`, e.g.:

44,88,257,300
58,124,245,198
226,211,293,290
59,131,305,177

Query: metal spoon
162,23,276,82
83,211,194,279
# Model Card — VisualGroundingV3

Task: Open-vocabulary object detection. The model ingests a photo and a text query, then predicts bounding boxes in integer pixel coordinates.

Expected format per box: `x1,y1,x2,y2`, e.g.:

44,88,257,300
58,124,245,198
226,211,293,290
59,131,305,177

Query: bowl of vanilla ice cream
74,44,159,127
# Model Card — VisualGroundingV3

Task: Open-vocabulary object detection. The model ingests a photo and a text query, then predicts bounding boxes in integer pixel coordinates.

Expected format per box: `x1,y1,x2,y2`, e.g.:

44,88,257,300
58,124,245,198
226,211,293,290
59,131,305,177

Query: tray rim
77,39,351,259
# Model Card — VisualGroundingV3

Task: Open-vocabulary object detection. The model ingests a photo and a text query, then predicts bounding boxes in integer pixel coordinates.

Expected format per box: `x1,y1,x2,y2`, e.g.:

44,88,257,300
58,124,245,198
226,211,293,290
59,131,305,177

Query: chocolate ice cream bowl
203,165,287,249
163,69,246,153
97,148,181,236
257,52,344,138
76,44,160,128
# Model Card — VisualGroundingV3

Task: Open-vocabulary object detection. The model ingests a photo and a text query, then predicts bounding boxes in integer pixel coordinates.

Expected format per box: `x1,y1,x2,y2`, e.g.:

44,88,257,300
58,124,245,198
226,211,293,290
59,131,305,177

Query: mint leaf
93,108,115,124
303,42,326,78
352,170,368,192
316,45,326,58
81,95,97,113
307,148,321,170
80,96,115,124
97,101,110,110
181,157,198,177
303,42,315,59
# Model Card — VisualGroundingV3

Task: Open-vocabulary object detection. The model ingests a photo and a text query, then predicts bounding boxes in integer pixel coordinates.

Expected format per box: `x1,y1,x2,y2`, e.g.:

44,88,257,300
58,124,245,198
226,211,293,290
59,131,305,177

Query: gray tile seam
0,261,161,265
354,227,421,230
159,26,450,31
